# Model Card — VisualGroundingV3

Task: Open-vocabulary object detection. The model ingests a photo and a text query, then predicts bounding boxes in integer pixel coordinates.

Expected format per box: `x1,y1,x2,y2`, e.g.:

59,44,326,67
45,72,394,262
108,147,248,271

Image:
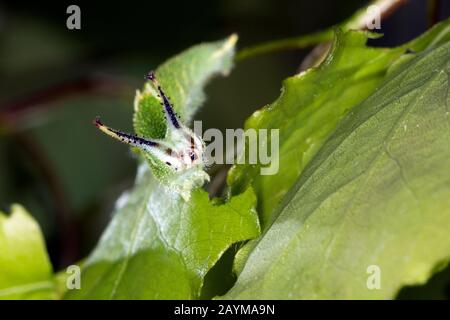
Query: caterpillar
93,71,205,173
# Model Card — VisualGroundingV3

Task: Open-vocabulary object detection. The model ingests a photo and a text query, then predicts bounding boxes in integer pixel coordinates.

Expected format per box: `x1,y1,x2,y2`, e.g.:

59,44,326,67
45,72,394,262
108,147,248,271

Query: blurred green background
0,0,449,298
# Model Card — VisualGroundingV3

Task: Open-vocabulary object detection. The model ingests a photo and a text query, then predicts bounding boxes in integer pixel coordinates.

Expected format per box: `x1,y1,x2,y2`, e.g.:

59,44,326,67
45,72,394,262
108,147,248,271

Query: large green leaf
66,168,258,299
66,36,260,299
0,204,55,299
221,40,450,299
228,20,450,228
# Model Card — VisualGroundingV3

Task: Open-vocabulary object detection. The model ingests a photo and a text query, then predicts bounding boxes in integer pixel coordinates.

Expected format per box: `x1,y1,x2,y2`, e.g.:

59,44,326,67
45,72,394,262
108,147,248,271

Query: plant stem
236,30,333,62
235,0,408,62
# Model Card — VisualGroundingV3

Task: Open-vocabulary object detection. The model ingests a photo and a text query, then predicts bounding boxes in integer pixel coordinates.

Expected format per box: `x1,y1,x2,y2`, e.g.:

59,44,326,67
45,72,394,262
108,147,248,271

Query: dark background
0,0,449,298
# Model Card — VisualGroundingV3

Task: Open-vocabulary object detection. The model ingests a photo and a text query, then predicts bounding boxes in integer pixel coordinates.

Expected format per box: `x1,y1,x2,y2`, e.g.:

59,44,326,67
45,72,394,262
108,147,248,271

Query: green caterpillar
94,71,208,200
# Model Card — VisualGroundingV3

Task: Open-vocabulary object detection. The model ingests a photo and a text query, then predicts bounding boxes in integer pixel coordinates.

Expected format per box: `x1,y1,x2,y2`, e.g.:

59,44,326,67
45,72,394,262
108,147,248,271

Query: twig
299,0,408,71
236,0,408,63
0,74,132,134
11,132,80,267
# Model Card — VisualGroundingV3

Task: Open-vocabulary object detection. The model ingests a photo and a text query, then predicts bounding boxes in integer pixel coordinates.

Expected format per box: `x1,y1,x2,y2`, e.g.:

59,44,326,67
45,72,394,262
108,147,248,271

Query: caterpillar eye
190,152,197,161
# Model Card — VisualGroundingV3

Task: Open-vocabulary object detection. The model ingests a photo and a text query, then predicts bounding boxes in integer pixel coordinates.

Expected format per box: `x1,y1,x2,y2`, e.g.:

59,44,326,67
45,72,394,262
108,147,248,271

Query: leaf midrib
0,280,55,298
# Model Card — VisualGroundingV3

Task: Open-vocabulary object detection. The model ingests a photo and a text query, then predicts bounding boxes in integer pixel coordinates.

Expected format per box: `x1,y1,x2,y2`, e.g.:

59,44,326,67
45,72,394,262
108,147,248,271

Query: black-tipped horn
145,71,180,129
93,117,159,148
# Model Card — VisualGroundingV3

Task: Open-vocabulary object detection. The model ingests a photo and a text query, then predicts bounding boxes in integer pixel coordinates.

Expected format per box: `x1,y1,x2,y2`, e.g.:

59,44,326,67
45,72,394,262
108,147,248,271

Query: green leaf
66,168,259,299
67,36,260,299
0,204,55,299
228,20,450,228
221,40,450,299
